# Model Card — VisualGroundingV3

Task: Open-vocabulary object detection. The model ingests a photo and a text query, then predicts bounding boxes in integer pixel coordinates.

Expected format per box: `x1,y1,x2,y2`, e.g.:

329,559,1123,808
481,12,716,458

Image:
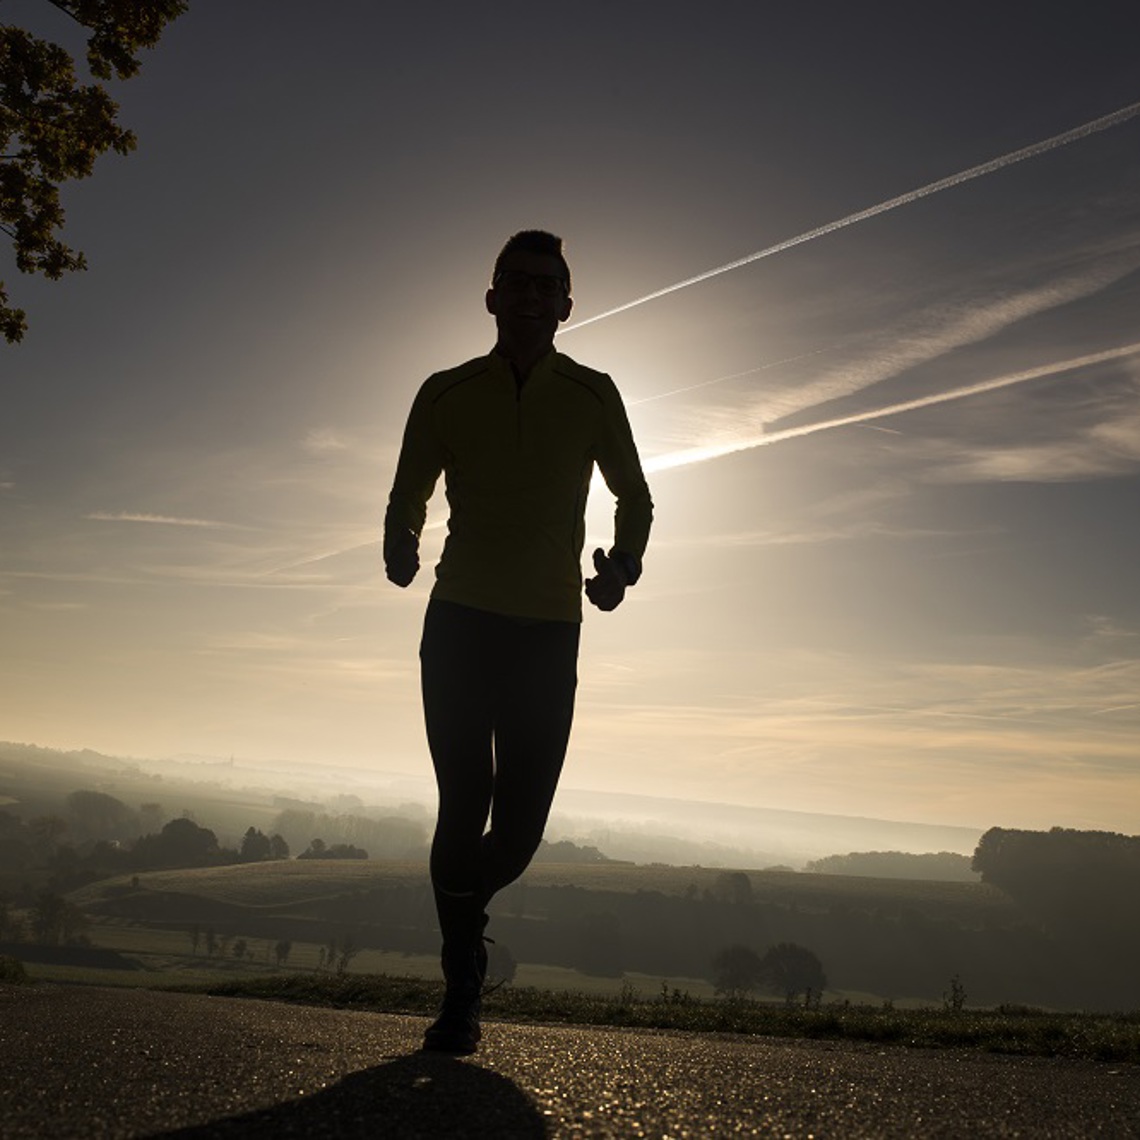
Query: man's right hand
584,547,628,611
384,530,419,587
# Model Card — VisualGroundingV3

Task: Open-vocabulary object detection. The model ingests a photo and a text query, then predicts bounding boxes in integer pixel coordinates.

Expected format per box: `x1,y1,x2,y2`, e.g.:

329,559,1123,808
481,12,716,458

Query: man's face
485,250,573,344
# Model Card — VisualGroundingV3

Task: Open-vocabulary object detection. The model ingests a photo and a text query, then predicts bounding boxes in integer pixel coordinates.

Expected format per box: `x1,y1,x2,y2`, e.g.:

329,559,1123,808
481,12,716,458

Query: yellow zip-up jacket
385,349,653,622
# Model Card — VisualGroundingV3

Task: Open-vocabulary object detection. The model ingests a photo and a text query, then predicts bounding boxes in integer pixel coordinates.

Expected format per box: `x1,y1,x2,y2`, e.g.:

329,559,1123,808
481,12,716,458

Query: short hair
492,230,571,293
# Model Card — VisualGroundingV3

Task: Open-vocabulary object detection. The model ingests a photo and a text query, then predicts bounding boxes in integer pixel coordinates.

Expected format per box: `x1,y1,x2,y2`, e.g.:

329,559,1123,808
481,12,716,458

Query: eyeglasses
492,270,569,298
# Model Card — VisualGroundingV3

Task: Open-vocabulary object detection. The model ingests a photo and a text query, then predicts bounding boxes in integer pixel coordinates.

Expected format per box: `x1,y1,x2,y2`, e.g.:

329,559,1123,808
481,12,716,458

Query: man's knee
484,824,546,889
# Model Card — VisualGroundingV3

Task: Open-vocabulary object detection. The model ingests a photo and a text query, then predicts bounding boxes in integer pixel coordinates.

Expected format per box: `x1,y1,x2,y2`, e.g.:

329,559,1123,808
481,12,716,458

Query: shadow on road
151,1050,549,1139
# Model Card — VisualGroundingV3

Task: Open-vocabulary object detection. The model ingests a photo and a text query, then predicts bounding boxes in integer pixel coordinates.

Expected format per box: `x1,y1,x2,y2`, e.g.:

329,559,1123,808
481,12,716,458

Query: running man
384,230,653,1053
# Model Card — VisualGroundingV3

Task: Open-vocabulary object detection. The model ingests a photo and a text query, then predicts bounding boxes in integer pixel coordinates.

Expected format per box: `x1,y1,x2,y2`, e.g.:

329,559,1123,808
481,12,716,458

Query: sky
2,1,1140,834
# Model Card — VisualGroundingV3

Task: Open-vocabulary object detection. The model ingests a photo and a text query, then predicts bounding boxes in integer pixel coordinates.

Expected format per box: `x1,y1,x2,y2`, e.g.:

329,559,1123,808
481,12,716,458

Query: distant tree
297,838,367,860
757,943,827,1005
232,938,247,960
0,897,23,941
28,888,85,945
806,851,978,882
532,838,612,864
0,0,189,341
711,944,763,999
0,956,27,983
0,811,35,873
189,924,200,956
268,833,289,860
28,814,68,852
29,889,65,943
973,826,1140,938
239,827,271,863
943,973,967,1013
204,927,217,957
48,840,80,873
274,939,292,968
271,808,426,860
72,838,130,879
133,817,219,868
65,789,134,841
336,933,359,976
713,871,754,906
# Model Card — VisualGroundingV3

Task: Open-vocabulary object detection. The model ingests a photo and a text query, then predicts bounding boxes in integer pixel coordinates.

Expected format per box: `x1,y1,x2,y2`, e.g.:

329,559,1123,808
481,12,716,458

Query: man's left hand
384,529,420,587
585,547,628,612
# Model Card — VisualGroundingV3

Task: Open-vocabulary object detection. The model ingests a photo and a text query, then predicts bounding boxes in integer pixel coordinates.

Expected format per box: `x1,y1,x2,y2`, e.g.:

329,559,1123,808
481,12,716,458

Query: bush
0,956,28,983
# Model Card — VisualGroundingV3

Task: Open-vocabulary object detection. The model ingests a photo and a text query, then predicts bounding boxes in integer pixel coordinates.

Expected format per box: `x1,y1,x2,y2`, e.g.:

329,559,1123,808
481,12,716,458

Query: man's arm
383,383,444,587
586,377,653,611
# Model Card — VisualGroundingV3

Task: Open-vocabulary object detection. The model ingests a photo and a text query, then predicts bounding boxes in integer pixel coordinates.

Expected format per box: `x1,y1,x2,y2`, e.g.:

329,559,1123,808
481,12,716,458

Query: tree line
972,825,1140,981
805,851,977,881
0,791,429,899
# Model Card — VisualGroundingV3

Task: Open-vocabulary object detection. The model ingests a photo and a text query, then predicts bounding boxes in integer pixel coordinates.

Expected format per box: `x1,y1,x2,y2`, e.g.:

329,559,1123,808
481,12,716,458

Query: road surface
2,984,1138,1137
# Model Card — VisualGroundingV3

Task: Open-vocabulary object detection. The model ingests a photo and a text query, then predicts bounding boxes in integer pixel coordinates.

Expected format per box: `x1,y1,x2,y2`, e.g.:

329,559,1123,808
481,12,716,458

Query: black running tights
420,598,580,906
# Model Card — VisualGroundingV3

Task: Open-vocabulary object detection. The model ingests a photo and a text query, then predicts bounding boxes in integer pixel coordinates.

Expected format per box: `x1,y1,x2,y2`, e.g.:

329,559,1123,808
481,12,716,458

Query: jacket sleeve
383,381,445,550
595,377,653,570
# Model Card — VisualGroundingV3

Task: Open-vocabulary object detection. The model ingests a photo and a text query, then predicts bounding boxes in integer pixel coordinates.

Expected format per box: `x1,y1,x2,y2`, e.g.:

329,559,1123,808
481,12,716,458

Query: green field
69,857,1014,922
22,917,722,1010
36,857,1029,1012
69,859,427,909
28,858,1012,1010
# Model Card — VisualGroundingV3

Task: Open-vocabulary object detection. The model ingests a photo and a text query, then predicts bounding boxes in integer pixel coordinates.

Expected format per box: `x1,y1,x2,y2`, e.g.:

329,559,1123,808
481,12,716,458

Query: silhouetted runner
384,230,653,1053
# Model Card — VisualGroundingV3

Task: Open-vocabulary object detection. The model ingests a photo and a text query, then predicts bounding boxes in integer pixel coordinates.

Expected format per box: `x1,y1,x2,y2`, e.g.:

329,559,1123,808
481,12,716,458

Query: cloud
765,261,1139,425
1081,615,1140,648
651,250,1140,457
629,347,836,408
645,341,1140,475
572,642,1140,828
193,632,413,685
650,519,982,550
301,428,352,455
85,511,241,528
258,538,380,578
922,388,1140,484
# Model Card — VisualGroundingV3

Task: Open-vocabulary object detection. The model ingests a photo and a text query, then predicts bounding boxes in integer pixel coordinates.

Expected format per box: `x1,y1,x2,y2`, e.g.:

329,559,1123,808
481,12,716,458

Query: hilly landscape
3,741,1138,1013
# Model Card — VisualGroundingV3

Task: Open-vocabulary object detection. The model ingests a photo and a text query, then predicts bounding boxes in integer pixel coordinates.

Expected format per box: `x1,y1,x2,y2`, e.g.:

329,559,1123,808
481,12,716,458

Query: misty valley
2,742,1139,1014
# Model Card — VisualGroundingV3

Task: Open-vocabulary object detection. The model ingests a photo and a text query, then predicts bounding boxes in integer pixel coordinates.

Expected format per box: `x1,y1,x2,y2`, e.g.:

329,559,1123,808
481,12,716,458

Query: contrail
85,511,238,528
562,100,1140,335
643,341,1140,474
629,347,833,406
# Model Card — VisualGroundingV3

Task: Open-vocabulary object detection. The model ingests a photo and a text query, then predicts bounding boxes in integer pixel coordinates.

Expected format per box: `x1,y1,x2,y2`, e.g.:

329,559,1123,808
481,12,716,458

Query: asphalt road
2,984,1138,1138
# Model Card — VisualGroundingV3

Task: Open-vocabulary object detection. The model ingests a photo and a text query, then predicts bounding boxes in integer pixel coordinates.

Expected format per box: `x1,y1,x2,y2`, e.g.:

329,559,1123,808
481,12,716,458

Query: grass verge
179,974,1140,1064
